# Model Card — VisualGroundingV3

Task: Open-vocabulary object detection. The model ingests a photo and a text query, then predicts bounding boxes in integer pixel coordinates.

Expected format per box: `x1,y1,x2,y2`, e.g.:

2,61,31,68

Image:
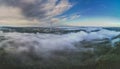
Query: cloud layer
0,0,72,26
0,28,120,57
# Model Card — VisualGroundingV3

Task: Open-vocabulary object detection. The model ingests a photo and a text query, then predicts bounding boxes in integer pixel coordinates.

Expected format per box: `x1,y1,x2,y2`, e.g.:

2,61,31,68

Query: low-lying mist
0,28,119,57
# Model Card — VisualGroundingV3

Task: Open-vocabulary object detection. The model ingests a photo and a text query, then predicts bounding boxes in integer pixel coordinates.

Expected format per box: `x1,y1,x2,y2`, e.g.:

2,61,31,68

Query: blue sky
65,0,120,17
59,0,120,27
0,0,120,27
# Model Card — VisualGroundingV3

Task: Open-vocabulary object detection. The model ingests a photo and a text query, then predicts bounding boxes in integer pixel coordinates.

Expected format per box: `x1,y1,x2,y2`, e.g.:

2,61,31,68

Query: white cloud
0,0,72,26
46,0,72,17
0,6,23,18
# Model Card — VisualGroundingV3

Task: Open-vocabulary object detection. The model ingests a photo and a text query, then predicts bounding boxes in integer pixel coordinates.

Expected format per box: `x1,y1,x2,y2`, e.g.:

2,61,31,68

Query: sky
0,0,120,27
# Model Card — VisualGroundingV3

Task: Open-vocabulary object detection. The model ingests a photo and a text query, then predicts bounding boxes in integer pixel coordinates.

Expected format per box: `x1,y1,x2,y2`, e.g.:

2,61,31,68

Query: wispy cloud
0,0,72,26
